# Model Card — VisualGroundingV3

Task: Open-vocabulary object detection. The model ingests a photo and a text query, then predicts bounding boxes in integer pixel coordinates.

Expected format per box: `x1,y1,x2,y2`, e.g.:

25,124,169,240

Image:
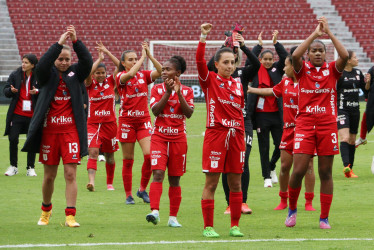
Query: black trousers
8,114,36,168
222,118,253,205
255,112,282,179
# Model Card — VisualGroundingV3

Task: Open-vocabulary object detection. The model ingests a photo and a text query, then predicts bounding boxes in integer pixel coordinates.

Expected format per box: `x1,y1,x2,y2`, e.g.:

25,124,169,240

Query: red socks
105,163,115,185
65,207,76,216
274,191,288,210
229,191,242,227
149,182,163,211
288,185,301,210
360,112,367,139
169,186,182,216
140,155,152,192
41,203,52,212
87,158,97,171
320,193,333,219
201,199,214,228
122,159,134,197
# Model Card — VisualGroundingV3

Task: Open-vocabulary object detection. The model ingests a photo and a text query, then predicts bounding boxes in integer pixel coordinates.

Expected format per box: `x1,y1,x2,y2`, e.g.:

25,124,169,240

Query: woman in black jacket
22,26,92,227
4,54,38,177
246,31,287,188
207,30,260,215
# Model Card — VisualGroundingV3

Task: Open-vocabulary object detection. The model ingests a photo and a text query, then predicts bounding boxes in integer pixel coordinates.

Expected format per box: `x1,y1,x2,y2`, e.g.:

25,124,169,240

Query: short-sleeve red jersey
273,77,299,128
294,60,342,124
43,78,76,133
115,70,153,122
150,83,194,142
196,42,245,131
86,75,116,124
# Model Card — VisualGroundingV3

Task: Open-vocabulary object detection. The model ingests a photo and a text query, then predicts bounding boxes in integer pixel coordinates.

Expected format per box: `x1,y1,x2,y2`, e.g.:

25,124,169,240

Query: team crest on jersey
344,77,348,81
100,92,104,96
138,79,145,84
158,88,163,95
285,80,289,86
183,90,188,96
170,107,175,113
356,75,360,80
306,71,311,75
211,161,218,169
94,85,98,90
135,87,139,93
68,71,75,77
236,89,241,96
238,70,242,76
228,81,232,86
315,82,320,88
322,69,330,76
230,95,234,100
63,90,67,96
139,72,144,77
356,70,360,75
236,82,241,89
104,84,109,89
272,68,276,72
219,83,224,88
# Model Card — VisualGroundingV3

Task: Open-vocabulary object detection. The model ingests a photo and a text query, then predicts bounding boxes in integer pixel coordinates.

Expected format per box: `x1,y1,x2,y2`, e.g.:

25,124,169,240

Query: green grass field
1,103,374,249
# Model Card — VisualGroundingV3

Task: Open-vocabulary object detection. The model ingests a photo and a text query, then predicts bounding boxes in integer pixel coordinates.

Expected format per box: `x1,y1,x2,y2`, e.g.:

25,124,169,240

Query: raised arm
120,45,146,84
96,41,120,76
273,30,288,72
143,41,162,81
196,23,212,82
237,34,260,81
85,50,104,86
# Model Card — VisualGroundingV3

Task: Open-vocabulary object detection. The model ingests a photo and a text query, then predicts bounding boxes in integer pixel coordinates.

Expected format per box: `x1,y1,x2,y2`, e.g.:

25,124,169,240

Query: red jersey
196,42,244,131
295,60,342,124
150,83,194,142
87,75,116,124
43,78,76,133
14,73,33,117
116,70,153,123
273,77,298,128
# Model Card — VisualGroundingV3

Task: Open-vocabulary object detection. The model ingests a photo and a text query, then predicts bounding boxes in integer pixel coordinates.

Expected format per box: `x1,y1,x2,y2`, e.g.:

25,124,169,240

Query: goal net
149,40,335,102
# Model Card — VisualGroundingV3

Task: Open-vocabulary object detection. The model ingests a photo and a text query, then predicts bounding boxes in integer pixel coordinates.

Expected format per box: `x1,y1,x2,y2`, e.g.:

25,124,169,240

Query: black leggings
8,114,36,168
222,119,252,205
255,112,282,179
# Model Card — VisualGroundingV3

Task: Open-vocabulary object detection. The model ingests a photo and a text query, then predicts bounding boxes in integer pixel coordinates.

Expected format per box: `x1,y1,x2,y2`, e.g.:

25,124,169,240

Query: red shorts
150,138,187,176
88,122,119,153
202,128,245,174
293,122,339,156
280,127,295,155
117,119,152,143
39,132,81,165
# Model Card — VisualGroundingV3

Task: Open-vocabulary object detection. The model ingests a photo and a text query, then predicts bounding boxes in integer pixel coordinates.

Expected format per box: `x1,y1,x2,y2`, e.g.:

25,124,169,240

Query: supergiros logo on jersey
51,116,72,124
127,110,145,117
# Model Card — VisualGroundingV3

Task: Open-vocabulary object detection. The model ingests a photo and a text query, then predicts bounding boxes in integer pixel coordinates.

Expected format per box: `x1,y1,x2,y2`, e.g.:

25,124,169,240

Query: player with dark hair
4,54,39,177
85,42,120,191
145,55,194,228
22,25,93,227
337,50,367,178
286,17,348,229
115,42,162,204
197,23,246,238
246,31,288,188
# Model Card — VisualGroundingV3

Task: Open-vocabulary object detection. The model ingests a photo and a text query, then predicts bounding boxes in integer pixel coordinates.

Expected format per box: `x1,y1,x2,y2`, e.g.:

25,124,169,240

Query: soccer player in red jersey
285,17,348,229
248,54,316,211
145,56,194,228
197,23,246,238
85,42,120,191
115,42,162,204
22,26,93,227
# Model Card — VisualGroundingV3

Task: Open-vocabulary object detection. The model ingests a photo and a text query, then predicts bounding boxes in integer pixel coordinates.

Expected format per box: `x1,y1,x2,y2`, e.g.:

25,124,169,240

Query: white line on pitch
1,238,374,248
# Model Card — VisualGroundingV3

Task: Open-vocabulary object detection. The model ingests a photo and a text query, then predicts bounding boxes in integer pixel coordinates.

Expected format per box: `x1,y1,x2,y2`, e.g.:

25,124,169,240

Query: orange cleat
350,170,358,178
224,206,230,215
343,166,351,178
241,203,252,214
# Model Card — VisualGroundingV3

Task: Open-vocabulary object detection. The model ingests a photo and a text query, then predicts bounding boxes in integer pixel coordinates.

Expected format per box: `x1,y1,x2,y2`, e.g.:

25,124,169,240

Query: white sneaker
5,166,18,176
168,216,182,227
98,155,106,162
26,168,37,177
270,170,278,184
264,178,272,187
355,137,367,148
371,156,374,175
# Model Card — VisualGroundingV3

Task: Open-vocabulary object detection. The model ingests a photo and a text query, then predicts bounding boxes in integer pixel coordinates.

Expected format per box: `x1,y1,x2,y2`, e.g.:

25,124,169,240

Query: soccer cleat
285,208,297,227
37,210,52,225
270,170,278,184
224,206,231,215
126,195,135,205
319,217,331,229
202,227,220,238
168,217,182,227
26,168,37,177
350,170,358,178
107,184,115,190
136,190,150,203
146,211,160,225
98,155,106,162
274,201,288,210
229,226,244,237
355,137,367,148
343,166,351,178
5,166,18,176
241,203,252,214
86,183,95,192
305,202,316,211
264,178,272,187
65,215,80,227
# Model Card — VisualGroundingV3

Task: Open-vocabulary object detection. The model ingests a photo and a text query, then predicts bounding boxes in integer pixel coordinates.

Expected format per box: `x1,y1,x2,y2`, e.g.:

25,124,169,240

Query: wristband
200,33,207,39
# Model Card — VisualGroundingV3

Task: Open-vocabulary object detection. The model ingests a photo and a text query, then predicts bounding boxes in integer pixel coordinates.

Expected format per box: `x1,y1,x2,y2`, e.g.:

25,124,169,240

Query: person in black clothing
338,50,368,178
207,29,260,215
22,26,93,227
246,31,287,188
4,54,39,177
